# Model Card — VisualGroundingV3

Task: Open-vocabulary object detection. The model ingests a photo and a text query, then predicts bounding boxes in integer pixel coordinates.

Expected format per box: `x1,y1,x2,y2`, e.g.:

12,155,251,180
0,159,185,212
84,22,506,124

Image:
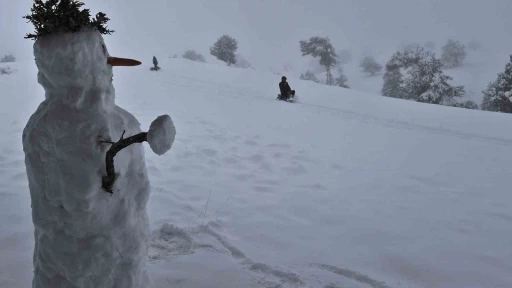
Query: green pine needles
23,0,114,40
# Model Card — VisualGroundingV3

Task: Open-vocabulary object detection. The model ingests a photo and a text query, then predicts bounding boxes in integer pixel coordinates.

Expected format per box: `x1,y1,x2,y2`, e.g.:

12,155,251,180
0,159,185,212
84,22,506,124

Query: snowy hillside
301,48,510,106
1,58,512,288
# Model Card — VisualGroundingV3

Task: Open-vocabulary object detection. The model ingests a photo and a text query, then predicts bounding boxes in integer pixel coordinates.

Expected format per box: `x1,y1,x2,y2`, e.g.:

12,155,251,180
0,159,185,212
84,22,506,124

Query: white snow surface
1,56,512,288
22,30,152,287
148,115,176,156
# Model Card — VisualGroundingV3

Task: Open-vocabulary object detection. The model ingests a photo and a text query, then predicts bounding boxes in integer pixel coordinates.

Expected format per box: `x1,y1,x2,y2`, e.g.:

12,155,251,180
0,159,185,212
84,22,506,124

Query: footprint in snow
299,183,327,191
149,224,217,261
266,143,291,149
248,153,264,163
209,134,230,143
200,148,218,157
150,223,304,288
252,185,273,193
255,179,280,186
310,263,392,288
259,162,273,172
222,156,241,165
208,159,220,167
233,173,252,182
244,139,259,147
273,152,284,159
330,163,343,171
283,163,308,176
176,150,195,160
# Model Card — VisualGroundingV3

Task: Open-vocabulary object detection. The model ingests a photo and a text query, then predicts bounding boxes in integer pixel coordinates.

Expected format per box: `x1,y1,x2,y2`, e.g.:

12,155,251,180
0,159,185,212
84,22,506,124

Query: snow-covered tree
300,70,320,83
381,62,404,98
300,36,338,85
481,55,512,113
0,66,15,75
380,49,425,98
22,1,176,287
406,55,465,104
0,54,16,63
334,65,349,88
307,57,325,74
210,35,238,66
335,74,349,88
359,56,383,76
451,100,479,110
233,54,253,69
182,50,206,62
382,47,465,105
338,49,352,64
441,39,467,68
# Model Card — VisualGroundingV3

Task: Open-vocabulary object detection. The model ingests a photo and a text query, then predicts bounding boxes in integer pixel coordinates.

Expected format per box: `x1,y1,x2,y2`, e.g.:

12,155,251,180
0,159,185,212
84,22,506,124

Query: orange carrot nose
107,57,141,66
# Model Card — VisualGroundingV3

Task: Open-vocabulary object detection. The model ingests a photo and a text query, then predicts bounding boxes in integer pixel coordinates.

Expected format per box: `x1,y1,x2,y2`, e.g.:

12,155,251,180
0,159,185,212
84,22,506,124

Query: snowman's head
33,28,140,95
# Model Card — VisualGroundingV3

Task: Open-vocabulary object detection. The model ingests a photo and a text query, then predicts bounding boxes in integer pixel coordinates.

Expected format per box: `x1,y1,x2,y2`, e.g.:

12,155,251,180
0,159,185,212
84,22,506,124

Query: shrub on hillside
0,66,15,75
233,54,253,69
0,54,15,63
300,70,320,83
450,100,479,110
359,56,383,76
182,50,206,63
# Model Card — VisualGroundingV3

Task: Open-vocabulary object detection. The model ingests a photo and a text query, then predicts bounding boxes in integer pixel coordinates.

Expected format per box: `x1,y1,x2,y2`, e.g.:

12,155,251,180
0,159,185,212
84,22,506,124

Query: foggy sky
1,0,511,71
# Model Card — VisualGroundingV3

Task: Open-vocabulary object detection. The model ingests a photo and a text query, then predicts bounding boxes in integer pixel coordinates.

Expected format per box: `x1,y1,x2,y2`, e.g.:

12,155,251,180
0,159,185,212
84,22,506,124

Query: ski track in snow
135,116,393,287
1,59,512,288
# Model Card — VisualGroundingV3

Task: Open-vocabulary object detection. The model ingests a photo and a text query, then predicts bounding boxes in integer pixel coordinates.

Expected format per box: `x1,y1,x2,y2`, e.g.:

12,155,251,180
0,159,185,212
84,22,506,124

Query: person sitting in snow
279,76,295,101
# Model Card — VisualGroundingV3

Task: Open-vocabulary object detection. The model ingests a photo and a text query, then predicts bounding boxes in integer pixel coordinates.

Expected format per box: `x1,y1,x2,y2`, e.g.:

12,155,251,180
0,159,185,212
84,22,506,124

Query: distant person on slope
279,76,295,101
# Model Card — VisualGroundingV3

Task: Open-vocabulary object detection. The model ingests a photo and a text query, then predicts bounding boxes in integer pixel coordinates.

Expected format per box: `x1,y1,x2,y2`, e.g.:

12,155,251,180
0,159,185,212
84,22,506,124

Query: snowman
21,1,175,287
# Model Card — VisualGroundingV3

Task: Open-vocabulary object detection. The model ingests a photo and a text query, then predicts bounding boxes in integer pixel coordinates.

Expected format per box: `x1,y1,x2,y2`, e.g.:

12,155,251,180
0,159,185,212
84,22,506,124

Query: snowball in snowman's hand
147,115,176,155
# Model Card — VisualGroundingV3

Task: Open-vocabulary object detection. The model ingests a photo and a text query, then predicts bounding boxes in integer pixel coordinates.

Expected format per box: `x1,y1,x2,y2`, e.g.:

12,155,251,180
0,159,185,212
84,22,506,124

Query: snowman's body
23,29,152,287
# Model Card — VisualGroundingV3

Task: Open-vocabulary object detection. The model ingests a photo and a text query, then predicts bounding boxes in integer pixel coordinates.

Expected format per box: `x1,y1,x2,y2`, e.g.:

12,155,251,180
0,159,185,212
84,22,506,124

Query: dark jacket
153,56,158,67
279,81,292,95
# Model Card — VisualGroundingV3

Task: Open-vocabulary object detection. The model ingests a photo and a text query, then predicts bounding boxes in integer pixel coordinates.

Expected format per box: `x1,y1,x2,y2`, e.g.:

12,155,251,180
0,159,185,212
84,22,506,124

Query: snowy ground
1,58,512,288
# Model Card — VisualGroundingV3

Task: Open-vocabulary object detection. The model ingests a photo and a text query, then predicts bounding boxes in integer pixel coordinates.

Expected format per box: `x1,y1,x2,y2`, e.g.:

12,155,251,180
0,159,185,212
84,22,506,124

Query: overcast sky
1,0,512,71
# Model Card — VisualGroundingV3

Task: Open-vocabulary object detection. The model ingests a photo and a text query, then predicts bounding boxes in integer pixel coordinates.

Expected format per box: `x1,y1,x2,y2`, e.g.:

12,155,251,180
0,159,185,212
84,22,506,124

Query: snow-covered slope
1,58,512,288
305,48,510,106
